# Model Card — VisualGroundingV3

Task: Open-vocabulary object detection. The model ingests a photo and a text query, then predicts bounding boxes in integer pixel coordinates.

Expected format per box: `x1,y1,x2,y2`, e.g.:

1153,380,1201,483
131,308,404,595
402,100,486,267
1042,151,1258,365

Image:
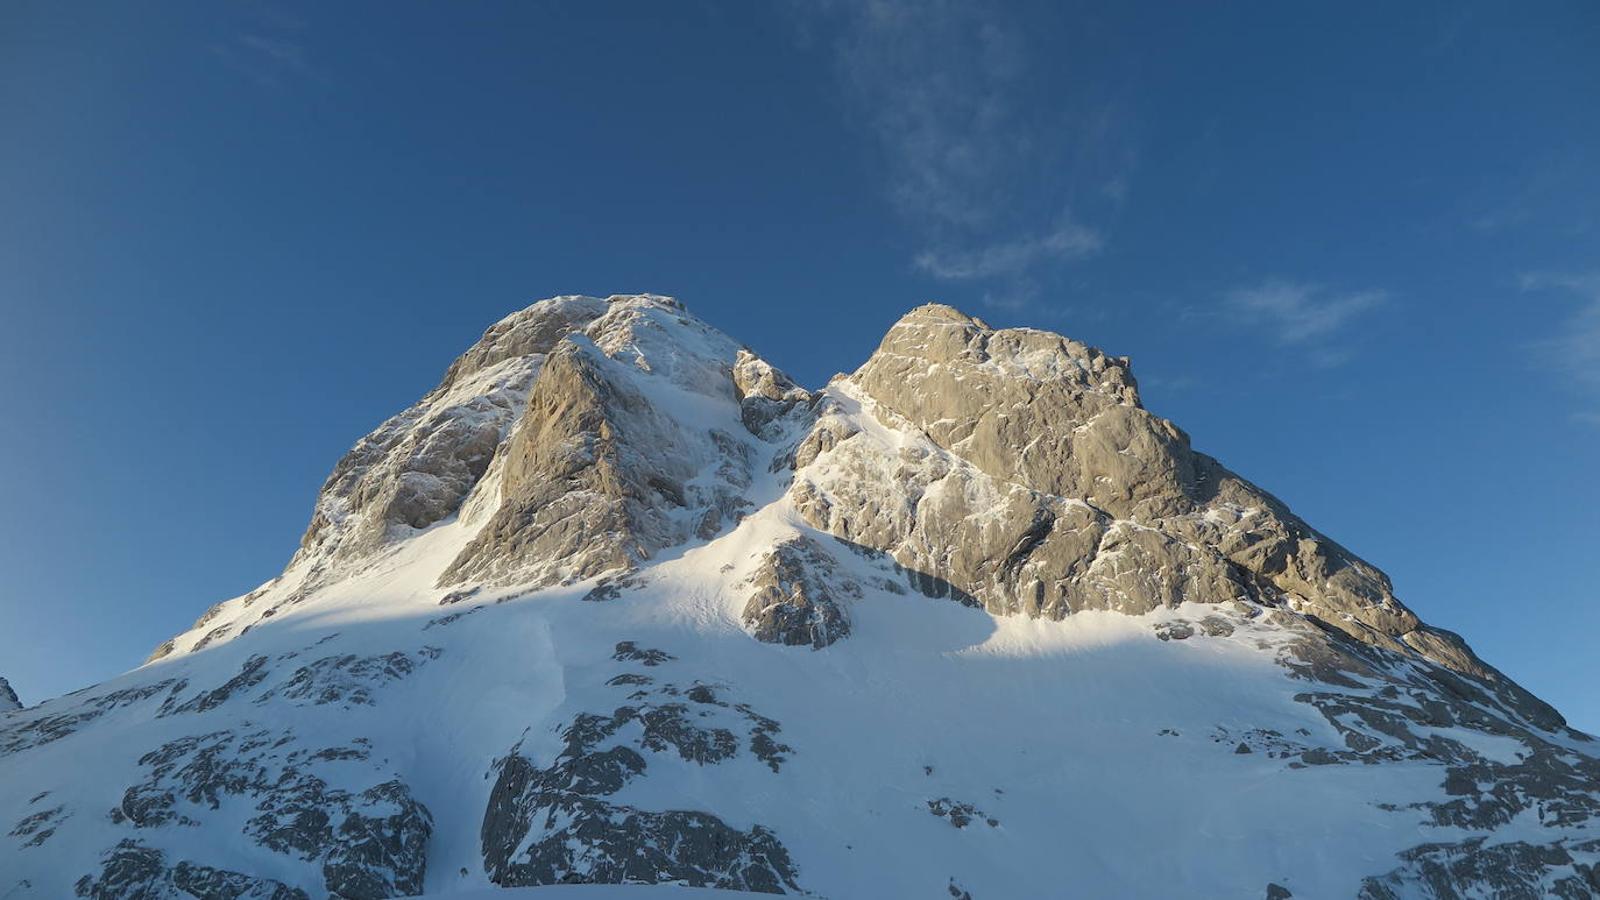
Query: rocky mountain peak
865,302,1141,407
0,677,19,714
794,302,1562,731
9,294,1595,900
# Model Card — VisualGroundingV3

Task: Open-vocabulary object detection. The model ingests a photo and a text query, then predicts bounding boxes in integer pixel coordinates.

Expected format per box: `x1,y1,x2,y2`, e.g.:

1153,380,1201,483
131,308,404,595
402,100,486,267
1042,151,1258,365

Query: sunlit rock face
3,295,1594,900
790,303,1558,729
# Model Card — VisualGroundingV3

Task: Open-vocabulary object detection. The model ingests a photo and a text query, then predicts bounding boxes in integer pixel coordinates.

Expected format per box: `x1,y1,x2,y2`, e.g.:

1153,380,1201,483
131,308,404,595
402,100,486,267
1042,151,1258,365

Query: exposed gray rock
74,839,309,900
163,655,270,716
254,648,440,708
438,586,481,606
481,664,802,892
1358,836,1600,900
150,584,275,662
1155,621,1195,642
741,535,854,649
0,677,19,713
296,297,609,575
926,798,998,829
483,747,799,893
612,641,676,667
109,728,430,897
439,299,762,587
790,303,1562,731
732,349,813,440
1,678,189,756
582,570,643,603
8,801,66,848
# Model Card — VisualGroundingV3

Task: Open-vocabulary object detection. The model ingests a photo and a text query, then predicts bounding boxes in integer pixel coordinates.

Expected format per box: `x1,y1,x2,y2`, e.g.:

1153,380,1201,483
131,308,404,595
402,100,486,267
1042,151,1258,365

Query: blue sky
2,2,1597,729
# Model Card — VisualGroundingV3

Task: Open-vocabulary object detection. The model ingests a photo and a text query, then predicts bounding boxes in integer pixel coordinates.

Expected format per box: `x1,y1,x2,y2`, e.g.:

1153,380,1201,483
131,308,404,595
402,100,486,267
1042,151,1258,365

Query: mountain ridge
5,294,1597,899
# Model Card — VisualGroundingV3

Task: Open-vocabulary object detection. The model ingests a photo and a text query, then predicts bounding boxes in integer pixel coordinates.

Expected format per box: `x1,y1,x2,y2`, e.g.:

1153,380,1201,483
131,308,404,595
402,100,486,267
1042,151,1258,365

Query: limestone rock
741,535,854,649
293,296,610,578
732,348,813,440
439,298,764,587
790,303,1562,730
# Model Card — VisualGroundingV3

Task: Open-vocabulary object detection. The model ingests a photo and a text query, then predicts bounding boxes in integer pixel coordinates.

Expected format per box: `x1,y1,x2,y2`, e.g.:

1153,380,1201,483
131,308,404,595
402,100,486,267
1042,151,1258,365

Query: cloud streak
824,0,1027,230
914,217,1103,281
798,0,1129,312
1521,273,1600,422
1225,281,1388,347
210,7,320,90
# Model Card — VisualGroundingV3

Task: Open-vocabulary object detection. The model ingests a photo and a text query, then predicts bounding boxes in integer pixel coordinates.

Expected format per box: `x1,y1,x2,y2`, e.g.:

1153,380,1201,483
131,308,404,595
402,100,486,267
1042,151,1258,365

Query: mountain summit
4,295,1596,899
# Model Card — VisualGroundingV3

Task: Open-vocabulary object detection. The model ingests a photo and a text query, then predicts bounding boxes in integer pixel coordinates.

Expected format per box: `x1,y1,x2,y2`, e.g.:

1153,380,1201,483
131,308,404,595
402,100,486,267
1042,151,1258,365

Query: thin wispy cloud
795,0,1130,312
823,0,1026,229
1225,280,1388,347
1465,153,1597,238
211,10,319,89
1521,272,1600,423
914,217,1103,281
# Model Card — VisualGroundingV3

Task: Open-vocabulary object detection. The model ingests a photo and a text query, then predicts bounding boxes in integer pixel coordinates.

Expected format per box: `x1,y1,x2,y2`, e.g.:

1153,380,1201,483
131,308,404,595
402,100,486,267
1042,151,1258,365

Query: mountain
0,677,19,714
3,294,1596,899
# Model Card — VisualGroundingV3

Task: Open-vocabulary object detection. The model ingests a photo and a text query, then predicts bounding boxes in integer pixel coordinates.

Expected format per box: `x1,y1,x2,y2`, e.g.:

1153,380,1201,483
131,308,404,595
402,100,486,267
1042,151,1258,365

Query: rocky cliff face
4,294,1596,899
438,299,755,588
0,678,19,714
791,304,1560,729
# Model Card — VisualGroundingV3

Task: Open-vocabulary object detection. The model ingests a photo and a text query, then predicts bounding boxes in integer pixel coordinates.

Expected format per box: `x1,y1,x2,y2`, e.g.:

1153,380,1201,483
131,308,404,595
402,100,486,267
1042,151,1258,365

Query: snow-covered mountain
4,294,1597,899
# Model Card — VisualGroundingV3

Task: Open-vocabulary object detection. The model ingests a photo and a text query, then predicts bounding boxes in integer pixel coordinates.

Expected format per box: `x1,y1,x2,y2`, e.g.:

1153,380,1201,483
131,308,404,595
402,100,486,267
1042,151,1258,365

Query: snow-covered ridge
3,294,1597,899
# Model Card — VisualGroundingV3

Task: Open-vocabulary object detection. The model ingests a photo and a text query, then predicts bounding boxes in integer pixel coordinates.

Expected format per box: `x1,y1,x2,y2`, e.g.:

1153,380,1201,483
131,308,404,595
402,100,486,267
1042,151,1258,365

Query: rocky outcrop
439,298,764,587
2,677,190,756
0,677,19,714
74,839,309,900
926,797,998,830
109,728,430,897
151,295,799,658
741,536,854,649
1358,836,1600,899
482,646,801,891
295,296,610,573
790,304,1562,731
253,648,441,709
732,349,813,441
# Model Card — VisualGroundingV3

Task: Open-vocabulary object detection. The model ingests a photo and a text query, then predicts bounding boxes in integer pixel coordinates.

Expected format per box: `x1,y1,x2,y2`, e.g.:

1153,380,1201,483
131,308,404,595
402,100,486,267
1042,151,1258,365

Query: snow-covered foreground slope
3,295,1597,899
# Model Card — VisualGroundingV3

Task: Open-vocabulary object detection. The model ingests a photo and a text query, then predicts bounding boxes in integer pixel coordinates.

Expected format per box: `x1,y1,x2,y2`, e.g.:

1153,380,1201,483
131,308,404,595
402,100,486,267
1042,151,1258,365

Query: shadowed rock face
731,349,814,441
295,296,611,573
481,645,801,892
438,299,759,588
74,839,310,900
107,726,432,897
0,677,19,714
1357,836,1600,899
790,304,1561,730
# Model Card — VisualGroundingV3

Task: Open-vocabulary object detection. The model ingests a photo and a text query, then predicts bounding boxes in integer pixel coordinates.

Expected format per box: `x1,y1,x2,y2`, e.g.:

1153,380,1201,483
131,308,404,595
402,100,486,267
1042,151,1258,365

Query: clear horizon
2,2,1597,732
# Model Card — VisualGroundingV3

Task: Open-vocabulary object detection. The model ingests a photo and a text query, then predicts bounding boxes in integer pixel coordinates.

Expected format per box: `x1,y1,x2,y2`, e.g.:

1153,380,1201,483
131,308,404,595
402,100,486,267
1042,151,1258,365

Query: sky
1,2,1597,730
